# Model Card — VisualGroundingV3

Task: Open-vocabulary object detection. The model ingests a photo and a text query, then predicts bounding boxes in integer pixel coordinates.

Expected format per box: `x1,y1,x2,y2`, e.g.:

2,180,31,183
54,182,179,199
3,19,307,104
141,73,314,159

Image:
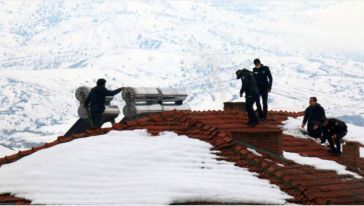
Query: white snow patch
0,145,14,157
281,117,310,139
360,147,364,158
247,147,262,156
0,130,290,205
283,151,362,179
282,117,364,145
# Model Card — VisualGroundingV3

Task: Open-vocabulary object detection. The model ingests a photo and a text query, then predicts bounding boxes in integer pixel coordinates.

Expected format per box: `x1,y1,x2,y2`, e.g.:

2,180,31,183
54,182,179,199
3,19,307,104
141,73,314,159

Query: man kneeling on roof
85,78,124,129
320,117,348,156
301,97,326,142
236,68,261,127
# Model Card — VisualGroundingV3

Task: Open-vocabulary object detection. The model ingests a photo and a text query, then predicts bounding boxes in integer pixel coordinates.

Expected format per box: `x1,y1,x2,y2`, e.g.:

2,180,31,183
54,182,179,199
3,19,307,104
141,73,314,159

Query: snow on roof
0,129,290,205
0,145,14,157
283,116,364,145
283,151,362,179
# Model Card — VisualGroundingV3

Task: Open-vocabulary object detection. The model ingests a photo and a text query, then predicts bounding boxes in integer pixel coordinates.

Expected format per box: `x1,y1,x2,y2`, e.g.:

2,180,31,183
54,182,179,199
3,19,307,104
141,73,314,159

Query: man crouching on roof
320,117,348,156
236,68,260,127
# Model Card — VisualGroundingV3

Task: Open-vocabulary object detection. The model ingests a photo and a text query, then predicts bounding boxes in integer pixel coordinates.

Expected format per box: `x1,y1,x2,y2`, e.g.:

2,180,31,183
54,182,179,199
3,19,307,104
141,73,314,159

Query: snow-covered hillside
0,1,364,149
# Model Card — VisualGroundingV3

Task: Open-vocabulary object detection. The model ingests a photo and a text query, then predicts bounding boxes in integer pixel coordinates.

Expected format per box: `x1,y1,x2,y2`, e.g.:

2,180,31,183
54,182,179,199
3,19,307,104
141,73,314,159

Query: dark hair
236,69,242,79
97,78,106,86
310,97,317,102
253,58,261,65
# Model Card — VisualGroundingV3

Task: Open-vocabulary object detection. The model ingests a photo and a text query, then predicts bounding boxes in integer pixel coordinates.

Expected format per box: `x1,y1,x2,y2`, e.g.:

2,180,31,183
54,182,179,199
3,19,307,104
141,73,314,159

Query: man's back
85,86,122,113
324,118,347,135
241,70,259,96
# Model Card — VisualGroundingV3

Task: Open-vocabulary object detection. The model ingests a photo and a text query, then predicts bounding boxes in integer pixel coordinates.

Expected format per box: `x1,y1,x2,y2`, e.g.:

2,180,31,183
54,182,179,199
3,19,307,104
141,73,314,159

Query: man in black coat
236,69,260,127
320,117,348,155
252,59,273,120
85,78,124,128
301,97,326,140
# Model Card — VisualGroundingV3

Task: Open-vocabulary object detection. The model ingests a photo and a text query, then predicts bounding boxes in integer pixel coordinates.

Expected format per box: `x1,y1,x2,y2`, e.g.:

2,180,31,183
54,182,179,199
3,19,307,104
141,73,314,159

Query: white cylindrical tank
75,86,91,103
123,104,163,119
121,87,188,104
158,88,188,104
123,104,190,119
122,87,160,103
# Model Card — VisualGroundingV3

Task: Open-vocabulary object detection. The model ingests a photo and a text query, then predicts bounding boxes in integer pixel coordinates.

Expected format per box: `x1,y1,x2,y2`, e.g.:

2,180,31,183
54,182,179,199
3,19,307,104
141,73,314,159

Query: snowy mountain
0,0,364,149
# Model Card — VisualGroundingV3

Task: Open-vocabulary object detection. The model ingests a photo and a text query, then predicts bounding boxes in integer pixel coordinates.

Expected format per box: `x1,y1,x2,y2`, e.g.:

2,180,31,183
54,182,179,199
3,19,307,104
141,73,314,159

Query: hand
313,125,319,130
332,134,337,140
301,124,305,129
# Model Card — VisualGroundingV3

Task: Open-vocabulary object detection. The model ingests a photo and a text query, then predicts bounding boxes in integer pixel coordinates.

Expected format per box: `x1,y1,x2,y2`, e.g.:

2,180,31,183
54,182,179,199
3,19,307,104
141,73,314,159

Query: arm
240,78,245,97
302,108,309,127
84,91,92,108
104,87,124,96
267,67,273,91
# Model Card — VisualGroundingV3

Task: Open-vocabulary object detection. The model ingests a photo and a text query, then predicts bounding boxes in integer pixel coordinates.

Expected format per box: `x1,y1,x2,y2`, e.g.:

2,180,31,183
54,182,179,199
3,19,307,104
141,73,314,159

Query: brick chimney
224,102,246,112
230,129,283,157
342,141,360,170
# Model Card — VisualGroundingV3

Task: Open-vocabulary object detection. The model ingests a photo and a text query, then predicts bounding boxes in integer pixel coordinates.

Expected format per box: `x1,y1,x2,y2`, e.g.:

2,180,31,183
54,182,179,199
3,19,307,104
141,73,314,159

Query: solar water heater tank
121,87,190,120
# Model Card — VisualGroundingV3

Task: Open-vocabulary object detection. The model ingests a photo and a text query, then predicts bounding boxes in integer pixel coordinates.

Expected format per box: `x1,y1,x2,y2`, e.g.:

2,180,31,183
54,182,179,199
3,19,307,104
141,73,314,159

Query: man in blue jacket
236,68,261,127
253,59,273,121
301,97,326,141
85,78,124,128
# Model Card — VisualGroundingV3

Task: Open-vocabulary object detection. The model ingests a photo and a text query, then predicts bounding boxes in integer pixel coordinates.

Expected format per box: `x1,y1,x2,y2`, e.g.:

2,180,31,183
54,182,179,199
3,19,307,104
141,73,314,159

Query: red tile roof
1,109,364,204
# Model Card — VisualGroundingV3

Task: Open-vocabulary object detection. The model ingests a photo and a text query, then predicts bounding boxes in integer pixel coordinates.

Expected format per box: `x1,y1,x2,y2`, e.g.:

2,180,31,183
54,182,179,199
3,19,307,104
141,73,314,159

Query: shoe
248,122,259,128
333,152,341,157
259,117,266,122
327,149,336,154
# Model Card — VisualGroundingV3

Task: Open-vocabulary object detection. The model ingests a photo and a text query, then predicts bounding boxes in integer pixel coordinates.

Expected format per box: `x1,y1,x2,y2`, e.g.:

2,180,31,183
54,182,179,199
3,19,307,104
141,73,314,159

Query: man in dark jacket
84,78,124,128
236,69,261,127
320,117,348,156
301,97,326,140
252,59,273,120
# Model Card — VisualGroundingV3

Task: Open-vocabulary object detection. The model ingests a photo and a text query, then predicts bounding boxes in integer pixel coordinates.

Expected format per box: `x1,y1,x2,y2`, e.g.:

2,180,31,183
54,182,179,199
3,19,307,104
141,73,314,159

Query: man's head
309,97,317,107
96,78,106,87
254,58,262,68
236,69,242,79
236,68,249,79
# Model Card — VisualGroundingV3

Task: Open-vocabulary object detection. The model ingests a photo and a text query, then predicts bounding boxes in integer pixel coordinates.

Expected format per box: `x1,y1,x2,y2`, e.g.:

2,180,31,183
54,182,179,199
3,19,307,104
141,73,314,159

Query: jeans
245,95,259,124
91,112,103,129
258,88,268,118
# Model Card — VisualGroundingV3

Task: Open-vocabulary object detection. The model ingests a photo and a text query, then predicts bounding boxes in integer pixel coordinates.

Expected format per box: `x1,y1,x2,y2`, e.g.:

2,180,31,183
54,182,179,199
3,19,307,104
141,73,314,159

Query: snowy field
0,130,290,205
0,1,363,150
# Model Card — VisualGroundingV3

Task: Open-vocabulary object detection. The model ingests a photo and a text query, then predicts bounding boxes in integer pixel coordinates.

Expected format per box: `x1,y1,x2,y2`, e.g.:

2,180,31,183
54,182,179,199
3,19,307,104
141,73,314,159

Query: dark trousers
327,132,347,153
307,122,322,139
91,112,103,129
258,88,268,118
246,95,259,124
